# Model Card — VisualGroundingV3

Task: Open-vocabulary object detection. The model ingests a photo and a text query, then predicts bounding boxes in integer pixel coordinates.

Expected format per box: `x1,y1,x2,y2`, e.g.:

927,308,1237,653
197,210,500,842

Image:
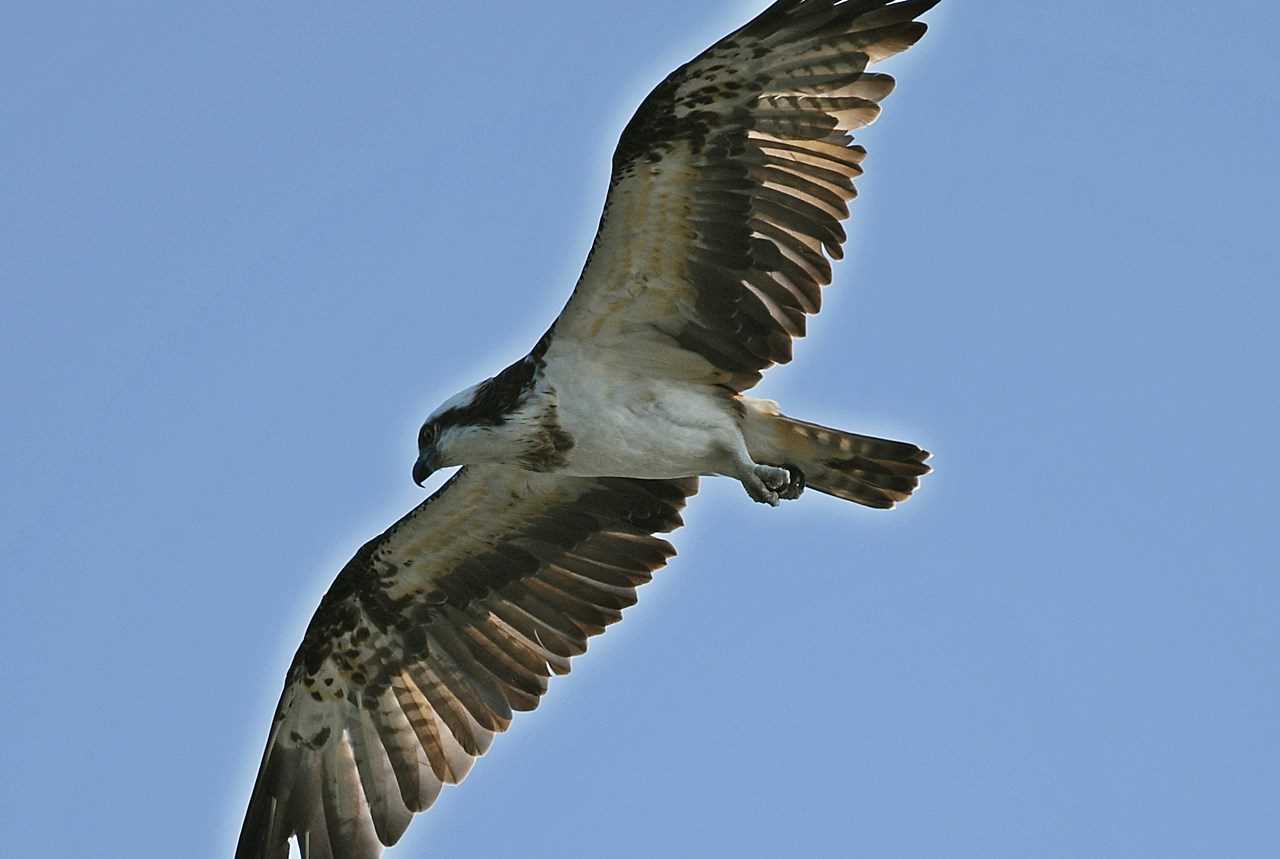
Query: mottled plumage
238,2,942,856
238,471,693,858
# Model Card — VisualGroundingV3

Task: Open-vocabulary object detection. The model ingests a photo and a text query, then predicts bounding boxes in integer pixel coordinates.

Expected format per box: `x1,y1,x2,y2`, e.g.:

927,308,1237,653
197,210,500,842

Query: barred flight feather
556,0,940,390
236,468,697,858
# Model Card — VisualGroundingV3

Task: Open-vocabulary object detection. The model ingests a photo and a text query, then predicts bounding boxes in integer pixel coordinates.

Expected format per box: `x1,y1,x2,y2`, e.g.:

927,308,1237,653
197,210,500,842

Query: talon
781,464,806,500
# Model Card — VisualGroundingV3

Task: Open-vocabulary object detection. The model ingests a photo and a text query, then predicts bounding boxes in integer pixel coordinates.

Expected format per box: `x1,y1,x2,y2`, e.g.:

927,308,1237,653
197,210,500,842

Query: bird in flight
237,1,940,856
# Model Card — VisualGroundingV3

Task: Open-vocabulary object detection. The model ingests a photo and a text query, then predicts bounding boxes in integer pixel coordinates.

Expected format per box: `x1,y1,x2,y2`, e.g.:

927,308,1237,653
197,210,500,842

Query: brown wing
553,0,939,390
236,468,696,859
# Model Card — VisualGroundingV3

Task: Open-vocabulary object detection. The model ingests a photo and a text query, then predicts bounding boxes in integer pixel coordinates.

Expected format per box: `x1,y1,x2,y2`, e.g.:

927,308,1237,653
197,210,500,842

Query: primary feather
237,472,693,858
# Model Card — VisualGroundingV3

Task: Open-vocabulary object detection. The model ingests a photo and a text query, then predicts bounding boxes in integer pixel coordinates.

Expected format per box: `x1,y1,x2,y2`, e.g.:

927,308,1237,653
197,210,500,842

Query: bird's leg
742,465,784,506
747,463,808,504
728,448,789,507
724,440,804,507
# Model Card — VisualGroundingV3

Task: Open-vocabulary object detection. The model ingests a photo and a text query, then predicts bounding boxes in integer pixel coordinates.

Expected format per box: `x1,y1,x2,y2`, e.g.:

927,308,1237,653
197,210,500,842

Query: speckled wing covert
236,468,695,859
556,0,939,391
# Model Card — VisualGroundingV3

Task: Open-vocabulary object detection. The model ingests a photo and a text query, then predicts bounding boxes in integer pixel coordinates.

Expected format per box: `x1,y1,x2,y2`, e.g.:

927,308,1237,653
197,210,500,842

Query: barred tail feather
743,402,931,509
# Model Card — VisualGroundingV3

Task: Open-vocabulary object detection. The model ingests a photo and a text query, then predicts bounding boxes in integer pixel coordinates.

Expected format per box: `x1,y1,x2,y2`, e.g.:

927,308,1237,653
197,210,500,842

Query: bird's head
413,380,507,486
412,419,445,487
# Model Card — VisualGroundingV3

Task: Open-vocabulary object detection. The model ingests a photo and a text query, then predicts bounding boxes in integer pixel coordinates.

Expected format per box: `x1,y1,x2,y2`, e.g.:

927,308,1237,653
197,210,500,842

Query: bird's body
238,2,944,856
541,360,743,481
426,339,747,482
445,345,923,505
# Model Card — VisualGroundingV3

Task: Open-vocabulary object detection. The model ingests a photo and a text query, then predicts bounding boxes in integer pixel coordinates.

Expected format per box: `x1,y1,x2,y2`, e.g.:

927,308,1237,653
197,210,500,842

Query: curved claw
781,464,806,500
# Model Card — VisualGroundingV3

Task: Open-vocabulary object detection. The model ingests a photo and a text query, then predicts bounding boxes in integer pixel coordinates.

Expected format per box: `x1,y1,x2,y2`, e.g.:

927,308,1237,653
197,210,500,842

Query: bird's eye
419,424,435,446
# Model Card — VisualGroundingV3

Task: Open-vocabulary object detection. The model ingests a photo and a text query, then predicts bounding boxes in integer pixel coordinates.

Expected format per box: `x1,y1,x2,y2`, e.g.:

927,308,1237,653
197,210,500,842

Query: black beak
412,451,438,487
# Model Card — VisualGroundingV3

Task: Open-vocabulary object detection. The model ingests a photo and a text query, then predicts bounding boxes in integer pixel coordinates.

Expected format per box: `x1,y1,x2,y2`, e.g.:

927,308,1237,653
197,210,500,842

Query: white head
412,377,534,485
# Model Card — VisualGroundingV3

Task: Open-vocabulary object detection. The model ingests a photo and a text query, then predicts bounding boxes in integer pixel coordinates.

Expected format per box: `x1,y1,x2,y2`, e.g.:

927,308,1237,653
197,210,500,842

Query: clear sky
3,2,1278,857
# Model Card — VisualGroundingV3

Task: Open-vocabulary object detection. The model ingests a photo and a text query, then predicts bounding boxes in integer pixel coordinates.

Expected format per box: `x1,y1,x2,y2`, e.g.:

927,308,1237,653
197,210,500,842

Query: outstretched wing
236,468,696,859
554,0,939,390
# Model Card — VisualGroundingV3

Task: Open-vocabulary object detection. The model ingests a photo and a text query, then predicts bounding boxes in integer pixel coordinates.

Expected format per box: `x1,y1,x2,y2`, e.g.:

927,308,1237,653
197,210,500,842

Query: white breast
542,345,744,480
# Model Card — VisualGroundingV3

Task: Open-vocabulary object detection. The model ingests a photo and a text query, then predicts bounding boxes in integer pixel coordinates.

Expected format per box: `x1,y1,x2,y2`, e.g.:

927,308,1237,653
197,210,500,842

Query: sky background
3,1,1279,857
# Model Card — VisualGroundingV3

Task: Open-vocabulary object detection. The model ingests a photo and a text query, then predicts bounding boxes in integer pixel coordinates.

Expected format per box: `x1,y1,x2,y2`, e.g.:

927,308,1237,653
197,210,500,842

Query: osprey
238,1,940,856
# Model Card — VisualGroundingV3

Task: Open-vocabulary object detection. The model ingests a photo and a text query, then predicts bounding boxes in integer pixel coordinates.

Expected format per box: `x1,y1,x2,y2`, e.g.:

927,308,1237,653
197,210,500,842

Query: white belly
544,361,743,480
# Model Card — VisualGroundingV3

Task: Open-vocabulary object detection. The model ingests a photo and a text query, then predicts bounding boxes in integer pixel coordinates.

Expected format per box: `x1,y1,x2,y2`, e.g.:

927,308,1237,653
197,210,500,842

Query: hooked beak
412,449,439,487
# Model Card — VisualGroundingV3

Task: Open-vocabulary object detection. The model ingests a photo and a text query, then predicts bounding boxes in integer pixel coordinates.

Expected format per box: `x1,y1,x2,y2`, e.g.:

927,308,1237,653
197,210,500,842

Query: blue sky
3,1,1278,856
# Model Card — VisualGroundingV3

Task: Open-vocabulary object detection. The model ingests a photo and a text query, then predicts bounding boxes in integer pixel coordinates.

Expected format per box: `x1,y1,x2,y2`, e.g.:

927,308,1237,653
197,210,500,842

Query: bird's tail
742,400,931,509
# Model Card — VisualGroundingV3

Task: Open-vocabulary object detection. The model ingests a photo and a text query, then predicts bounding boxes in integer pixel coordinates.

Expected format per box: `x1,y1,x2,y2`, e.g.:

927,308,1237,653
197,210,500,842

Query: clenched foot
744,464,792,507
780,464,806,500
